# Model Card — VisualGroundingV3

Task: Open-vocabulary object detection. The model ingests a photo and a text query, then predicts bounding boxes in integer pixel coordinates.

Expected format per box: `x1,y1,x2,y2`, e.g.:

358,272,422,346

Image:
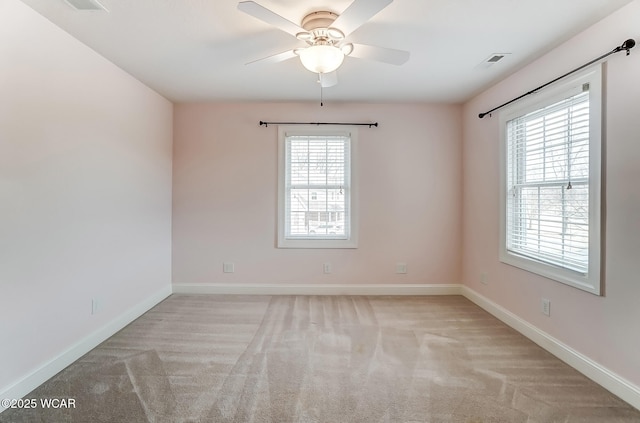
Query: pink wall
462,1,640,386
173,102,462,286
0,0,173,394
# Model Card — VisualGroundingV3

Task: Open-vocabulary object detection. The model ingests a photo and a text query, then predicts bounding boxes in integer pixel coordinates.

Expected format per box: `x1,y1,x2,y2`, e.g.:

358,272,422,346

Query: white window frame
277,125,358,249
499,65,603,295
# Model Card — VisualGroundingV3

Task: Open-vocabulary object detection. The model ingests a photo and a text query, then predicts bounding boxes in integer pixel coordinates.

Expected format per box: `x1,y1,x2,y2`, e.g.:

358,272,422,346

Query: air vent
476,52,512,69
484,53,511,64
64,0,108,11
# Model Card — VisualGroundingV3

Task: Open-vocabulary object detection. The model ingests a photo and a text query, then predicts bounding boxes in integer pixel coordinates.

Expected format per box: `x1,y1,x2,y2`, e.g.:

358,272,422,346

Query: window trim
498,65,603,295
277,125,359,249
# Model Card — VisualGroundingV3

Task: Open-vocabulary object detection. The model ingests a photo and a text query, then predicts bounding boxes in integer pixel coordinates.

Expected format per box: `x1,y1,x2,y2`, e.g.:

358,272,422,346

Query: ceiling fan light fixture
299,45,345,73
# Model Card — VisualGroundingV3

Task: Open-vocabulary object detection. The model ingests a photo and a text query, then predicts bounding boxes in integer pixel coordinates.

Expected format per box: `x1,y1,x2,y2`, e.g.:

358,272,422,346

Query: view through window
278,126,357,248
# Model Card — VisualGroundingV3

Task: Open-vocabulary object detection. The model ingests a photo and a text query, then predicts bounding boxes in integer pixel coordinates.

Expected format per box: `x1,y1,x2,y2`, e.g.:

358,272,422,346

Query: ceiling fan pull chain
320,80,324,106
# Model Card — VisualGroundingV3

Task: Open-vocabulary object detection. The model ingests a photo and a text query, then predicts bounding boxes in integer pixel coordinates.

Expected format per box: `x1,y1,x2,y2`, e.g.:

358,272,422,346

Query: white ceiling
19,0,633,103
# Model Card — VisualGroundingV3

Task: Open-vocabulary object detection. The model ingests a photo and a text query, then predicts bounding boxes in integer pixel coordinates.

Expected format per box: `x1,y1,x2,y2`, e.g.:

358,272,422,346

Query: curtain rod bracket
478,38,635,119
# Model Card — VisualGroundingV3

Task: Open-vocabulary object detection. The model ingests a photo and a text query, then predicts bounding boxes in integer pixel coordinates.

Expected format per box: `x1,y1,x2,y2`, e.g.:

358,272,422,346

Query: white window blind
284,133,351,241
506,89,590,274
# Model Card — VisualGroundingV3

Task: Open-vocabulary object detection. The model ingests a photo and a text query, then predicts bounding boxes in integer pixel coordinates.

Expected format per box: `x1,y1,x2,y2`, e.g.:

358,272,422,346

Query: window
499,66,603,295
277,126,358,248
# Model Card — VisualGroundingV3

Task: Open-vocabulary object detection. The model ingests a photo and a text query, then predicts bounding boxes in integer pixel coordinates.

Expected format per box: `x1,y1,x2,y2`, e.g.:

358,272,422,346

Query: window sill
499,249,601,295
277,237,358,249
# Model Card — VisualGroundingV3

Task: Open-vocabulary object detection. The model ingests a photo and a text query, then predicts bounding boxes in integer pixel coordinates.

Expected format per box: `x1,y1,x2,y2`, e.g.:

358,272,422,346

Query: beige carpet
2,295,639,422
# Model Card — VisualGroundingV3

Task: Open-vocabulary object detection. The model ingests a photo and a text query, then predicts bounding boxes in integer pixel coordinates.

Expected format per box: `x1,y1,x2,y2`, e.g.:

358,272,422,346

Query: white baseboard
0,285,172,413
172,283,463,296
461,286,640,411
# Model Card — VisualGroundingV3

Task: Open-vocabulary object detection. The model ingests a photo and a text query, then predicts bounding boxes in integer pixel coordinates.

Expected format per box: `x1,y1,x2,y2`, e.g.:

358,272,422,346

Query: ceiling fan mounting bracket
301,11,338,31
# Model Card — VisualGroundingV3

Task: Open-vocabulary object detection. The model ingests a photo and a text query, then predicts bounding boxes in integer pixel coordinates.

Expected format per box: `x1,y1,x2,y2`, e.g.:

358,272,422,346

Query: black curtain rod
259,121,378,128
478,38,636,119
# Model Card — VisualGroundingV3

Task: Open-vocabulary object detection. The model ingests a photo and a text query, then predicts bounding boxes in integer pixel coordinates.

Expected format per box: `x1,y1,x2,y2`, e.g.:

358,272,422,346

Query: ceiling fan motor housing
297,11,344,45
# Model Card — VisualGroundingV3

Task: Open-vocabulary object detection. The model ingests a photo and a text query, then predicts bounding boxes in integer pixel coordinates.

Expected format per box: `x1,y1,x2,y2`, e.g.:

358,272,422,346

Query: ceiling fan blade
348,43,409,65
237,1,305,37
319,71,338,87
332,0,393,37
246,49,297,65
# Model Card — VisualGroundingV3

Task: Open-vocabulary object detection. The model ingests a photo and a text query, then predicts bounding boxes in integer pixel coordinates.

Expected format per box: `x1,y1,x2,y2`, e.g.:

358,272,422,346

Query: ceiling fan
237,0,410,87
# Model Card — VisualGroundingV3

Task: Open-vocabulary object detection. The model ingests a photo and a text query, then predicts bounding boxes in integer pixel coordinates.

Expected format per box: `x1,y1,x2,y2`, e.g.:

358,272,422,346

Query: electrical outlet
480,272,488,285
396,263,408,274
91,298,102,315
323,263,332,274
223,262,235,273
541,298,551,316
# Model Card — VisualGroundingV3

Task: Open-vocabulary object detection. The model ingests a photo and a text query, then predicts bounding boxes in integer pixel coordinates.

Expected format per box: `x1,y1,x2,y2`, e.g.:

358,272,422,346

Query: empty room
1,0,640,421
